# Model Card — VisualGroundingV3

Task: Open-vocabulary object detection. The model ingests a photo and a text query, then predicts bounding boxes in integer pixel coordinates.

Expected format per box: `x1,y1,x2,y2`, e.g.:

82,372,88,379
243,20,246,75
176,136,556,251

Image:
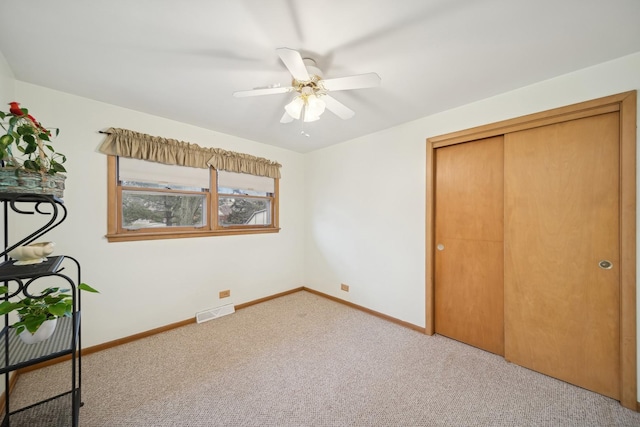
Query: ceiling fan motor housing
292,58,325,96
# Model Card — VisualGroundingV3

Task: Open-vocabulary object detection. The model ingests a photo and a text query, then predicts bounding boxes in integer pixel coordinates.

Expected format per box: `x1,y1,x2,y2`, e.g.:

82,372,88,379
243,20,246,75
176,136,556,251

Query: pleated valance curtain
98,128,281,179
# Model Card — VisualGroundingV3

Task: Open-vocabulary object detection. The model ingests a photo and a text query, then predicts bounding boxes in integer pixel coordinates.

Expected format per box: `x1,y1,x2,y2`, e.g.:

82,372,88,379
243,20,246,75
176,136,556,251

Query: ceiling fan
233,48,381,125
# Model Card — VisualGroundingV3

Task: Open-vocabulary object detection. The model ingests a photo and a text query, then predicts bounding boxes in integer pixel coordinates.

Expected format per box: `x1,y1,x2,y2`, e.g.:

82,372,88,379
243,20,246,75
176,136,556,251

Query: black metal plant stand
0,193,82,427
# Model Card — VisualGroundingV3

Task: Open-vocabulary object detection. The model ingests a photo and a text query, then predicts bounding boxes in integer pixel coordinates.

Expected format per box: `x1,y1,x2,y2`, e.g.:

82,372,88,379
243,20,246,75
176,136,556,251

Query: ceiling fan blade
322,72,381,91
233,86,292,98
276,47,310,81
322,95,355,120
280,112,294,123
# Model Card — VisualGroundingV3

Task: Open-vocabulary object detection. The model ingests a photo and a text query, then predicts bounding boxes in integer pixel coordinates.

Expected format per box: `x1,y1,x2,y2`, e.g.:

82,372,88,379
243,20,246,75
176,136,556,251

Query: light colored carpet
9,291,640,426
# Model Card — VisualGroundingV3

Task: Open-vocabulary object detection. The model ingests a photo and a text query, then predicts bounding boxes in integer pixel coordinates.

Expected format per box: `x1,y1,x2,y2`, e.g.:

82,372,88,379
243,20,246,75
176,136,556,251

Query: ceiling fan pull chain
300,107,310,137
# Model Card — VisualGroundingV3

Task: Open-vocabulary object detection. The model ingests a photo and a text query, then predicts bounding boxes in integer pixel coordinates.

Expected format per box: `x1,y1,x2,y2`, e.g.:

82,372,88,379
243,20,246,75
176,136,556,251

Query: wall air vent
196,303,235,324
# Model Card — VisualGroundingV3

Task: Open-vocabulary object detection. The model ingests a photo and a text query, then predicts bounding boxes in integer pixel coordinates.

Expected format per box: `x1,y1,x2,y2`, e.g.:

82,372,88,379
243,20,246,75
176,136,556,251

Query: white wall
5,82,306,347
304,126,426,325
0,49,14,101
305,51,640,397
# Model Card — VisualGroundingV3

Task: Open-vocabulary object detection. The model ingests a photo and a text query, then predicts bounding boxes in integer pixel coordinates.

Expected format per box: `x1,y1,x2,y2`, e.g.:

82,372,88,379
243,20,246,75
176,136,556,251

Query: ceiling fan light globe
306,95,326,118
284,96,304,120
303,111,321,122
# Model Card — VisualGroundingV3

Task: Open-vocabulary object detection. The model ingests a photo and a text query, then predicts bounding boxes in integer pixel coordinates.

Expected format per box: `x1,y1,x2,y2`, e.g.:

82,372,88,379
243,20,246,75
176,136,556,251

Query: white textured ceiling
1,0,639,153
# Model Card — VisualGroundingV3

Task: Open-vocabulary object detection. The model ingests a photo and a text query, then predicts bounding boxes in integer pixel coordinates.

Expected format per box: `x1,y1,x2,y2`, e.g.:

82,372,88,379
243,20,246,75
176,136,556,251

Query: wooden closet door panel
435,239,504,353
504,112,620,399
434,138,504,242
435,136,504,355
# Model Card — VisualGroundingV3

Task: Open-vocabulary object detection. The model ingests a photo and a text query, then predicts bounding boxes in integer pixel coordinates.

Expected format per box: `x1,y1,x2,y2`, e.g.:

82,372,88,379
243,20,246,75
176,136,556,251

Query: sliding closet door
434,136,504,355
504,112,620,399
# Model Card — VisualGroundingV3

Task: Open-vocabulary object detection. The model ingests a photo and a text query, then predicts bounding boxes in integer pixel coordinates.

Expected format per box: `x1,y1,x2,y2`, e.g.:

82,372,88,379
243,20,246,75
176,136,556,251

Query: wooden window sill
105,227,281,242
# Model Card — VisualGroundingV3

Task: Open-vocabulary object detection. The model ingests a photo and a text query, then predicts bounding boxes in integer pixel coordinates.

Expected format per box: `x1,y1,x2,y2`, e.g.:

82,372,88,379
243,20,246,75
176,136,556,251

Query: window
217,171,274,227
106,156,279,242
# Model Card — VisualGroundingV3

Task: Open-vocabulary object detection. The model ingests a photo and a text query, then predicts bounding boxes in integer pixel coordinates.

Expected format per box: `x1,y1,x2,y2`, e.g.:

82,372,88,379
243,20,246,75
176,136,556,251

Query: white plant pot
19,318,57,345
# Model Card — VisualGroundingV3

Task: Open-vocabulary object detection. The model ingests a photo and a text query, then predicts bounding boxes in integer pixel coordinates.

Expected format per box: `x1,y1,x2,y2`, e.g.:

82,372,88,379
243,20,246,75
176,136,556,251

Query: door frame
425,91,637,409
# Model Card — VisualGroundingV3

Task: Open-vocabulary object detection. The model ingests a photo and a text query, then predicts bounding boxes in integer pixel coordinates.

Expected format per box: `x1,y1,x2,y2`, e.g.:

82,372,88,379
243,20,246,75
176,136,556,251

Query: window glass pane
218,196,271,226
122,180,204,192
122,190,206,229
217,170,274,193
218,187,269,197
119,157,210,189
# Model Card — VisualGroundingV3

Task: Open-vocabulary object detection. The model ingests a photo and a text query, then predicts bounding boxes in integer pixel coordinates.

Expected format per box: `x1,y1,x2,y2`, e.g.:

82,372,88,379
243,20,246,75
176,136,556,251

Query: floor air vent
196,303,235,324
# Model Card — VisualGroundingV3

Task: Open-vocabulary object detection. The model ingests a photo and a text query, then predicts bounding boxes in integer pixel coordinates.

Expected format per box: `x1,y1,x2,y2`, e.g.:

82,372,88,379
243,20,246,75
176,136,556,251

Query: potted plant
0,283,98,344
0,102,67,198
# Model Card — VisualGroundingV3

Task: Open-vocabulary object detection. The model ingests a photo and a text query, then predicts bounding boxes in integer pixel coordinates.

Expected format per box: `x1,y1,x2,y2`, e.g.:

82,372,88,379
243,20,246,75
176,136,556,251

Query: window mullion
273,177,279,229
211,168,219,230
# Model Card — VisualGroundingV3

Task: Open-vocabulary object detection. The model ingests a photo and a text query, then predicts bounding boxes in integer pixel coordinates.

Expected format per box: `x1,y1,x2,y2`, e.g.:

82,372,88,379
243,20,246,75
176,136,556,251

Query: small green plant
0,283,98,335
0,102,67,175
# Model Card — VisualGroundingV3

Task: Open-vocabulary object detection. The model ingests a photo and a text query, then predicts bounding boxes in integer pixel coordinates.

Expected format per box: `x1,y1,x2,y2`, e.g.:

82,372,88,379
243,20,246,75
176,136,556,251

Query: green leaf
39,133,51,141
23,143,37,155
0,134,14,146
44,295,64,305
0,286,8,294
0,111,5,119
48,301,69,317
23,159,39,171
23,314,47,334
22,134,36,146
0,300,20,315
17,124,35,135
52,163,67,173
78,283,100,293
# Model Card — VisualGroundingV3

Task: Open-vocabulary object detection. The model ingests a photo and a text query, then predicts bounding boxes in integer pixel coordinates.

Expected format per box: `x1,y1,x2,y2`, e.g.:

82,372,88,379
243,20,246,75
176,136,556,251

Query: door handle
598,260,613,270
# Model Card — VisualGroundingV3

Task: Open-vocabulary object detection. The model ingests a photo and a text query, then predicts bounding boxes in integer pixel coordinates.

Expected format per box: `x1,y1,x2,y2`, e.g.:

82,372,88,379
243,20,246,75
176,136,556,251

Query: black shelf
1,194,82,426
0,315,79,374
0,193,67,260
0,193,62,204
8,391,77,427
0,256,65,281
